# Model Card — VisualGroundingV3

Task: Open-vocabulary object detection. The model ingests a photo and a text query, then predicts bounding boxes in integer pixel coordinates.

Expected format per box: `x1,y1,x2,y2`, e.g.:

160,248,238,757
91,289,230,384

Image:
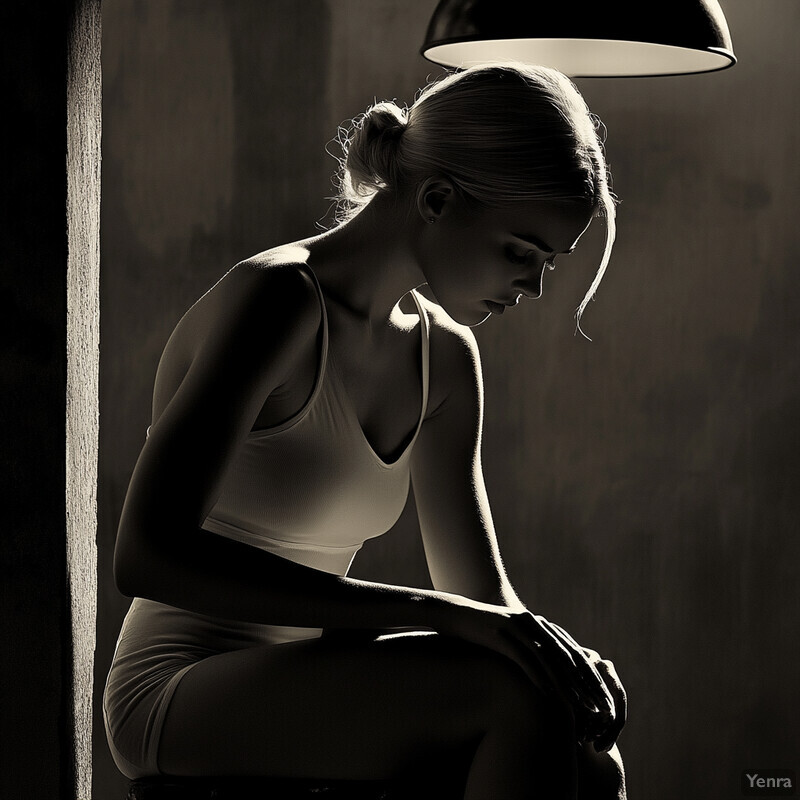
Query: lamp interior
423,39,735,77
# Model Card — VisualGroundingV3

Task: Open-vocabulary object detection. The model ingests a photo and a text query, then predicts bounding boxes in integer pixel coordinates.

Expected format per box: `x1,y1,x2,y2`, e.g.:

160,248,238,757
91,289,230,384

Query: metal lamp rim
421,38,737,77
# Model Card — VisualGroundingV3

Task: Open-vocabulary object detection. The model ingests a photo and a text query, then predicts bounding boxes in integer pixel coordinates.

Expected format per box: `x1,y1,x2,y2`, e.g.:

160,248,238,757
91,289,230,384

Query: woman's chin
444,303,494,328
468,311,493,328
427,291,493,327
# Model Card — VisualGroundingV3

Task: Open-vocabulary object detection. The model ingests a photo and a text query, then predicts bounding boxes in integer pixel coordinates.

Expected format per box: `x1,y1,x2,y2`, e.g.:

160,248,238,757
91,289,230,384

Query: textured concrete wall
1,1,100,799
96,1,799,797
66,0,101,797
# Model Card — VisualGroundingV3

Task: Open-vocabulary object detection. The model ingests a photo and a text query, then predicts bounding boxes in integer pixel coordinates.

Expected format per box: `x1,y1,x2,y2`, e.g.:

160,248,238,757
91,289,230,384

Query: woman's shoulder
412,292,482,412
413,291,480,361
158,250,322,391
153,251,323,414
200,247,322,337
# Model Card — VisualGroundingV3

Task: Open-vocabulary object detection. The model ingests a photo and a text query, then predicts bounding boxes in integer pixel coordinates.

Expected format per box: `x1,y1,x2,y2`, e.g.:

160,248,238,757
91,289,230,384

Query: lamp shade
421,0,736,77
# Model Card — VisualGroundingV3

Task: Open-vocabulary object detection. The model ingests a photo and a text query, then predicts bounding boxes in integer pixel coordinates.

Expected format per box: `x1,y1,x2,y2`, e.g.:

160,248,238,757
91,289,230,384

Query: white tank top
199,266,431,575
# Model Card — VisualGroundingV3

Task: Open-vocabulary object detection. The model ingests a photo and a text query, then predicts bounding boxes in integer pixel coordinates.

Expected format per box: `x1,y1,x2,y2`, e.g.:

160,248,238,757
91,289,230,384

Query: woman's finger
581,659,626,752
563,636,616,720
535,616,615,719
541,621,625,749
503,614,598,716
496,628,574,707
502,612,613,728
523,619,602,713
592,659,627,753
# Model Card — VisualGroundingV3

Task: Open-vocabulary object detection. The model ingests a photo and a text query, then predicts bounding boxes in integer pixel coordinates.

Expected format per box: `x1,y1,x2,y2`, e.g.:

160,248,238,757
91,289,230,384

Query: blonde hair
331,63,617,334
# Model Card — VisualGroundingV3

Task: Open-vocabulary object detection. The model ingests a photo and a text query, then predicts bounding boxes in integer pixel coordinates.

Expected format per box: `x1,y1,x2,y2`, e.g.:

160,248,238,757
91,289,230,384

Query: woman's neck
297,195,427,325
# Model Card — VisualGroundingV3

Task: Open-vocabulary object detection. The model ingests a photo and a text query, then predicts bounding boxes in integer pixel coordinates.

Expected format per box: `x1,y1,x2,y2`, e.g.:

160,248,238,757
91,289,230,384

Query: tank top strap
246,263,329,437
409,288,430,431
297,262,330,395
150,263,331,443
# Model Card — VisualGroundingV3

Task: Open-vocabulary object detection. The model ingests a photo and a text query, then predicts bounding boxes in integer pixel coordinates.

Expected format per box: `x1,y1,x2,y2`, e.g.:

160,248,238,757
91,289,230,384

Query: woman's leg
158,631,578,799
577,742,626,800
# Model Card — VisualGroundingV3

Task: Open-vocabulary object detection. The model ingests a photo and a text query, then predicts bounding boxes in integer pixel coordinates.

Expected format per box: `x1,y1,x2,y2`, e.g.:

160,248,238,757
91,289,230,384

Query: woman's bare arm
411,304,621,739
114,261,472,630
113,262,612,712
411,304,523,608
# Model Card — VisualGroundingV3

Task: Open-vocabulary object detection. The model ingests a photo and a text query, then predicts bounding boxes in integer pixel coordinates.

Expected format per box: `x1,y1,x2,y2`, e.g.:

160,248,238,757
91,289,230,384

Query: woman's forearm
115,522,479,631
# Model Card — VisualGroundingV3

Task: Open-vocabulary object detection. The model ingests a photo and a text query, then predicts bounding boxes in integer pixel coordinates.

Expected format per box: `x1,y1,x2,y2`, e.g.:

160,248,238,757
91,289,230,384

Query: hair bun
361,102,407,140
344,101,408,200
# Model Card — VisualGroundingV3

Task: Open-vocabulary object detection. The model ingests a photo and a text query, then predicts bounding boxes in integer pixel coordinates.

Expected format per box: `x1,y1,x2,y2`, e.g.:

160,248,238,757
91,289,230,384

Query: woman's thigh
157,631,554,779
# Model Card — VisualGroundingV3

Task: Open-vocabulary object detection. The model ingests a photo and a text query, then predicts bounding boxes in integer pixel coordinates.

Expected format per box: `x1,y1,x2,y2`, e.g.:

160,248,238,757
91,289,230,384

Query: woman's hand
437,604,604,707
437,601,625,751
545,619,628,752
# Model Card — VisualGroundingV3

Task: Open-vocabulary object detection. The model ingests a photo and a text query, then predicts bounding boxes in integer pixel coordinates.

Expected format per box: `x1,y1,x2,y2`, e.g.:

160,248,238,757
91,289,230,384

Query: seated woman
104,62,627,799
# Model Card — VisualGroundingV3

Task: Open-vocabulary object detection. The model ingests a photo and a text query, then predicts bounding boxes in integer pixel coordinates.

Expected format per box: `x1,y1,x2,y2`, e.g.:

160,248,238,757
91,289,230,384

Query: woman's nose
515,269,544,300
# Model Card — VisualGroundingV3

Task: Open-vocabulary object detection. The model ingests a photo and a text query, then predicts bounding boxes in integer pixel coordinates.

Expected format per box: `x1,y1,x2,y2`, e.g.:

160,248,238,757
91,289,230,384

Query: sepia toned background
94,1,800,797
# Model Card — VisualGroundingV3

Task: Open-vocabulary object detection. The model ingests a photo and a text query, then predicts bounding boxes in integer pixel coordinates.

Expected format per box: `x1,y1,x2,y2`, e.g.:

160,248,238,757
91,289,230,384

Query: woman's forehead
487,200,594,253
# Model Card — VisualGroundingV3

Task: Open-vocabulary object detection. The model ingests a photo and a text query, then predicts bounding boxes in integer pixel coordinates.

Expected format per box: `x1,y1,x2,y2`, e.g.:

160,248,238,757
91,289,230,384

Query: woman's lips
485,300,506,315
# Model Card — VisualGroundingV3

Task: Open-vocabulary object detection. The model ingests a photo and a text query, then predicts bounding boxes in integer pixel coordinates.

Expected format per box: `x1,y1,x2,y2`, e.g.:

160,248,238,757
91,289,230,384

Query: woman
105,63,627,799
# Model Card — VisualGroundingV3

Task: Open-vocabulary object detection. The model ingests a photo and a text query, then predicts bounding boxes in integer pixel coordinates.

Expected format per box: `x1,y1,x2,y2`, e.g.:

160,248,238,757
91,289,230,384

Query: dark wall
95,2,800,798
1,8,70,798
2,2,100,799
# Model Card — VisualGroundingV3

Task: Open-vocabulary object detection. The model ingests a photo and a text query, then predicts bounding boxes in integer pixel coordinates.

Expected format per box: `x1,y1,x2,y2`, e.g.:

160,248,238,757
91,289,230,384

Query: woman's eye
504,246,530,265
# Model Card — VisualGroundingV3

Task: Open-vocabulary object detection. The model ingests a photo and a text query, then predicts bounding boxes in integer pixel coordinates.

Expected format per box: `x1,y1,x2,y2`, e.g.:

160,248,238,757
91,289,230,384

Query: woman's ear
416,177,455,223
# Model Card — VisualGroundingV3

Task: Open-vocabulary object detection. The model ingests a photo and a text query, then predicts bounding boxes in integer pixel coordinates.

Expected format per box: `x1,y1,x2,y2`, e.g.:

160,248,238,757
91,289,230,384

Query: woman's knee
442,640,575,743
371,634,551,734
496,667,573,742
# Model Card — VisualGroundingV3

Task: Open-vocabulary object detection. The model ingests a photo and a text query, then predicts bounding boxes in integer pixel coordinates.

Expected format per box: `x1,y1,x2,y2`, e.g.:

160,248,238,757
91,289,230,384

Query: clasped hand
521,613,626,753
450,604,627,753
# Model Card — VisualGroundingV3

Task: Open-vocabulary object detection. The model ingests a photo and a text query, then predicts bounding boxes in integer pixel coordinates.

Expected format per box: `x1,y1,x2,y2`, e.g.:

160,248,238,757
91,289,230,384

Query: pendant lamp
421,0,736,77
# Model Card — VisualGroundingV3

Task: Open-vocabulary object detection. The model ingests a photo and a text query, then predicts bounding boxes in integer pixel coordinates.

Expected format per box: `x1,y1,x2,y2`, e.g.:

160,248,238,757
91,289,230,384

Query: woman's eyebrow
512,233,552,252
512,233,576,255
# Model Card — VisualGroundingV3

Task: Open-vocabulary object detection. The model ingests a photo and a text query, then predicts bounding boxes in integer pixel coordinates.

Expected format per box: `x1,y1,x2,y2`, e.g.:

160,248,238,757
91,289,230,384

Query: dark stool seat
127,776,393,800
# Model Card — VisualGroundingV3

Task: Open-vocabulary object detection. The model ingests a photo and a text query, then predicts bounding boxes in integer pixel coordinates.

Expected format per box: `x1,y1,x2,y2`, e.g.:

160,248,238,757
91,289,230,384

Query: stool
127,776,394,799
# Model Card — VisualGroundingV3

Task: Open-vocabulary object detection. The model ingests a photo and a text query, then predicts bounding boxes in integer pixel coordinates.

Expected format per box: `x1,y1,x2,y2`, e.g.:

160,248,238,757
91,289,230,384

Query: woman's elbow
113,549,138,598
112,532,150,598
112,519,175,599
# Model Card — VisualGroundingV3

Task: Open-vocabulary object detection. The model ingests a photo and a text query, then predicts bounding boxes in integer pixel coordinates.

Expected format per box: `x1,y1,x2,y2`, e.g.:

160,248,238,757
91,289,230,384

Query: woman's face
417,191,594,327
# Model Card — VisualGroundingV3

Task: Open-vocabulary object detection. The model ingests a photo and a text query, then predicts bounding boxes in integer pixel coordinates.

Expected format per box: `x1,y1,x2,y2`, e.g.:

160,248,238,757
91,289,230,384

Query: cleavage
331,322,422,463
